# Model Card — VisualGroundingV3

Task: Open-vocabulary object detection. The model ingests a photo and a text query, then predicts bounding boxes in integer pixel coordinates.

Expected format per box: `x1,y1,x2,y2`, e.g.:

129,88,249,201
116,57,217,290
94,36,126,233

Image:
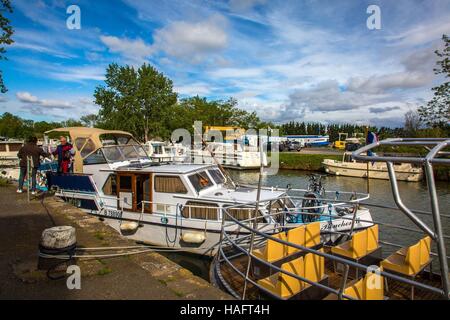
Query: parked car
287,141,302,152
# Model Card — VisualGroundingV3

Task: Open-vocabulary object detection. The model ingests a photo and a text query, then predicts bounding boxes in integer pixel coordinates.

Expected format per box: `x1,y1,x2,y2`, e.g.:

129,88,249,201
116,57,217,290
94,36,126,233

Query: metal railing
214,138,450,300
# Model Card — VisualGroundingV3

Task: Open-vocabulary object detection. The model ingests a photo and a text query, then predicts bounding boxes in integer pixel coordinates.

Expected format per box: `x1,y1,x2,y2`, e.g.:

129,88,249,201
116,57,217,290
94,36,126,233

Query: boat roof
45,127,132,138
114,163,217,174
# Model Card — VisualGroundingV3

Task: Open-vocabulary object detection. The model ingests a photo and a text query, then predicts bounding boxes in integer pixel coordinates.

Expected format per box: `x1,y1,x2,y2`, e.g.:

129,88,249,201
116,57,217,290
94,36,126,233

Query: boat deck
214,248,445,300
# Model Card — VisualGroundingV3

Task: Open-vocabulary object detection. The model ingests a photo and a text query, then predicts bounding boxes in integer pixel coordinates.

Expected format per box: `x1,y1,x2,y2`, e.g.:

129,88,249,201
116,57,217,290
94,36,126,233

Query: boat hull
91,207,373,256
323,160,423,182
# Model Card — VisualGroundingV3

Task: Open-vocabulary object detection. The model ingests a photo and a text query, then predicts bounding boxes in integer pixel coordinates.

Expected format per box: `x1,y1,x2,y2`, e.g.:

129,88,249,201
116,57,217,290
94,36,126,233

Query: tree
418,34,450,128
80,114,98,128
403,109,421,137
94,63,177,141
0,0,14,93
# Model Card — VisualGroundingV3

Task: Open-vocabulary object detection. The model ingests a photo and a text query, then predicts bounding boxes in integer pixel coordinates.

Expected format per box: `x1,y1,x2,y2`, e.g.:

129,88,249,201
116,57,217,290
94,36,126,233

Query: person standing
17,136,48,194
53,136,74,173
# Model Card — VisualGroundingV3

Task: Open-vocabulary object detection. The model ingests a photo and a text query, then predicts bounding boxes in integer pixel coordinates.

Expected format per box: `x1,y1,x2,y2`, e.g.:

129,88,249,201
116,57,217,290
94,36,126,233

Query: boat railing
353,137,450,298
217,205,447,300
216,138,450,299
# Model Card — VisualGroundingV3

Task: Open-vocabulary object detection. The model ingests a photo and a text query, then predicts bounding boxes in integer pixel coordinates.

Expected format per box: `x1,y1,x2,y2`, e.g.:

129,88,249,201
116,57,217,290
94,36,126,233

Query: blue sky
1,0,449,127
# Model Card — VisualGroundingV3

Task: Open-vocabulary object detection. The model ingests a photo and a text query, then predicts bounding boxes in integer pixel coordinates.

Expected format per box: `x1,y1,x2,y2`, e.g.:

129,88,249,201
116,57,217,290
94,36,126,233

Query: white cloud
174,83,212,96
208,67,264,78
16,91,73,109
347,72,433,94
100,36,155,64
153,14,228,62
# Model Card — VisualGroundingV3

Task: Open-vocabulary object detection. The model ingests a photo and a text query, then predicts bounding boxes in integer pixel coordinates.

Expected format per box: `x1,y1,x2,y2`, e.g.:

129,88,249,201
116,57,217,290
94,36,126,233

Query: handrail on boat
216,204,446,300
354,138,450,299
215,138,450,300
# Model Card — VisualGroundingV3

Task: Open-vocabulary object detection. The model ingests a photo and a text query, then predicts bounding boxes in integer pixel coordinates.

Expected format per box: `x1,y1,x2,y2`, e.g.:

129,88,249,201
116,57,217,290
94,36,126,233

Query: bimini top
45,127,142,173
45,127,132,140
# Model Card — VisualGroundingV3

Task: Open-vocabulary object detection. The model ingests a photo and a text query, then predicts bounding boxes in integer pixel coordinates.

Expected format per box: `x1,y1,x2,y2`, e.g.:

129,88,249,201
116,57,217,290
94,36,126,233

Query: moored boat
40,127,372,256
323,152,423,182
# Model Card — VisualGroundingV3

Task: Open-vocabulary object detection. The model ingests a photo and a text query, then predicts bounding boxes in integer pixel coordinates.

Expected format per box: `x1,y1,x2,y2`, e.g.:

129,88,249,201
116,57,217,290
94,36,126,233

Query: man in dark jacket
17,136,48,194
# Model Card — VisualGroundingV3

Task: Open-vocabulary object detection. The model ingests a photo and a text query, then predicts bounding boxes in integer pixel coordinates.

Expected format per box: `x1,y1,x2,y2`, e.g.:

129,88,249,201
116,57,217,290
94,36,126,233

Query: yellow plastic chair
258,257,305,299
381,241,421,276
419,236,431,267
366,224,379,253
303,248,325,283
305,222,321,247
331,229,368,259
286,225,306,255
253,232,287,263
344,268,384,300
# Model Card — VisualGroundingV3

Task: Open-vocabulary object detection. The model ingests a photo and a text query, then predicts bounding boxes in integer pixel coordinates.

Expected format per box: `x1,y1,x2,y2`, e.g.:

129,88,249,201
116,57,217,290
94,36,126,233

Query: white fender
120,221,139,232
181,232,206,244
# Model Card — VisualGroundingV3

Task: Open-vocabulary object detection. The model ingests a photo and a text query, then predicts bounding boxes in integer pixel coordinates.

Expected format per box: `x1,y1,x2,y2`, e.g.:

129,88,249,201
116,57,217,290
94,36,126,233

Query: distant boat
190,142,268,169
323,152,423,182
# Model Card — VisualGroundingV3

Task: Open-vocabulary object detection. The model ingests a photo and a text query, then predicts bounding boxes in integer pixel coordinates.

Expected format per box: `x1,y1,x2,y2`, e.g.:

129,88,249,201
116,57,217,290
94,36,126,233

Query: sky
1,0,449,127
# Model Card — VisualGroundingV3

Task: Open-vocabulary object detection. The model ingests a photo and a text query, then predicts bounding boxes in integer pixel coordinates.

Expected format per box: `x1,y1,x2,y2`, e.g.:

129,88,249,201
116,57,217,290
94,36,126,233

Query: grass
277,153,341,171
94,231,105,241
0,176,10,187
97,266,112,276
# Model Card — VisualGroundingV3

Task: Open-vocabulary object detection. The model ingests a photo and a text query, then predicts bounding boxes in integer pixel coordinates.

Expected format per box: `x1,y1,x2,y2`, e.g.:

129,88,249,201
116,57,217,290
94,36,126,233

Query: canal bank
0,185,230,300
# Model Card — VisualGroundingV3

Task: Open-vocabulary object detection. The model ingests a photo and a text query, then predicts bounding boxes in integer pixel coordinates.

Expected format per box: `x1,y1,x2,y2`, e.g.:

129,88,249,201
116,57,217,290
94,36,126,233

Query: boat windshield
189,171,214,192
208,169,225,185
102,145,148,162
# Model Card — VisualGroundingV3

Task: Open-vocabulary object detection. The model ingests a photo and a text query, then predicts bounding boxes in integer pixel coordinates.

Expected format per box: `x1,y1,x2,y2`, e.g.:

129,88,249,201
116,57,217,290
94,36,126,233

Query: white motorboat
323,152,423,182
41,127,373,256
191,142,268,170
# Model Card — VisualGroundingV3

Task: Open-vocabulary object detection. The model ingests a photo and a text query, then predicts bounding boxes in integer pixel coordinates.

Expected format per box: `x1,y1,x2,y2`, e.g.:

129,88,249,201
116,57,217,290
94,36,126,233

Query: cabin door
117,173,136,211
117,173,153,213
136,173,153,213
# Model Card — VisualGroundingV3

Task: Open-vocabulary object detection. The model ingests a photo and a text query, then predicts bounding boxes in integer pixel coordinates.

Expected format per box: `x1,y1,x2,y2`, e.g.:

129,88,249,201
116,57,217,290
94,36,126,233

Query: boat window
83,149,107,165
152,144,164,155
80,139,96,158
8,143,22,152
100,134,137,146
102,146,125,162
188,171,213,192
121,145,140,159
208,169,225,184
182,201,218,220
0,144,6,152
154,175,187,194
119,175,132,190
224,207,265,223
75,138,86,150
102,174,117,196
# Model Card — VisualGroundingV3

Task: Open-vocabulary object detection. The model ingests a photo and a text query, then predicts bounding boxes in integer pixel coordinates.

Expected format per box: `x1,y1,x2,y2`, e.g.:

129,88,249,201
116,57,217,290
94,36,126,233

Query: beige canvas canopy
45,127,135,173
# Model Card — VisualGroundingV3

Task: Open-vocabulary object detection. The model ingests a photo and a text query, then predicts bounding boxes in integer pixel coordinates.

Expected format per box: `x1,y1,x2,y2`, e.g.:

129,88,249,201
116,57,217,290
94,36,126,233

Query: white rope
39,244,216,260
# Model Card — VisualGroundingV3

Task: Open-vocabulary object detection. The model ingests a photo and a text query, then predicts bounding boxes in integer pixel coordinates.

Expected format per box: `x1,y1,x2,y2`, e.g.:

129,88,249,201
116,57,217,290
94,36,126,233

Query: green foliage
80,113,98,128
95,63,178,141
0,112,76,138
278,153,341,171
0,0,14,93
418,34,450,129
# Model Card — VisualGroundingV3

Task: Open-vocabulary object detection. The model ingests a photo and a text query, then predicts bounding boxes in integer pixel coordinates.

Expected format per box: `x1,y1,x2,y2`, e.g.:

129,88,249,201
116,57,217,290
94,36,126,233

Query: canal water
163,169,450,280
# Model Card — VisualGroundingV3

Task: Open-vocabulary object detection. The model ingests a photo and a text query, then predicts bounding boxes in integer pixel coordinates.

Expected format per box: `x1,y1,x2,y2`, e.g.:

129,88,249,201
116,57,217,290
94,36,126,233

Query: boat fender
181,232,206,244
120,221,139,232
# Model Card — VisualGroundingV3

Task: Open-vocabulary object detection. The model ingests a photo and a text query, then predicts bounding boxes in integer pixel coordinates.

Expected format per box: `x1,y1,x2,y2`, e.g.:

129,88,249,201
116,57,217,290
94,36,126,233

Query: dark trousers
18,166,38,191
